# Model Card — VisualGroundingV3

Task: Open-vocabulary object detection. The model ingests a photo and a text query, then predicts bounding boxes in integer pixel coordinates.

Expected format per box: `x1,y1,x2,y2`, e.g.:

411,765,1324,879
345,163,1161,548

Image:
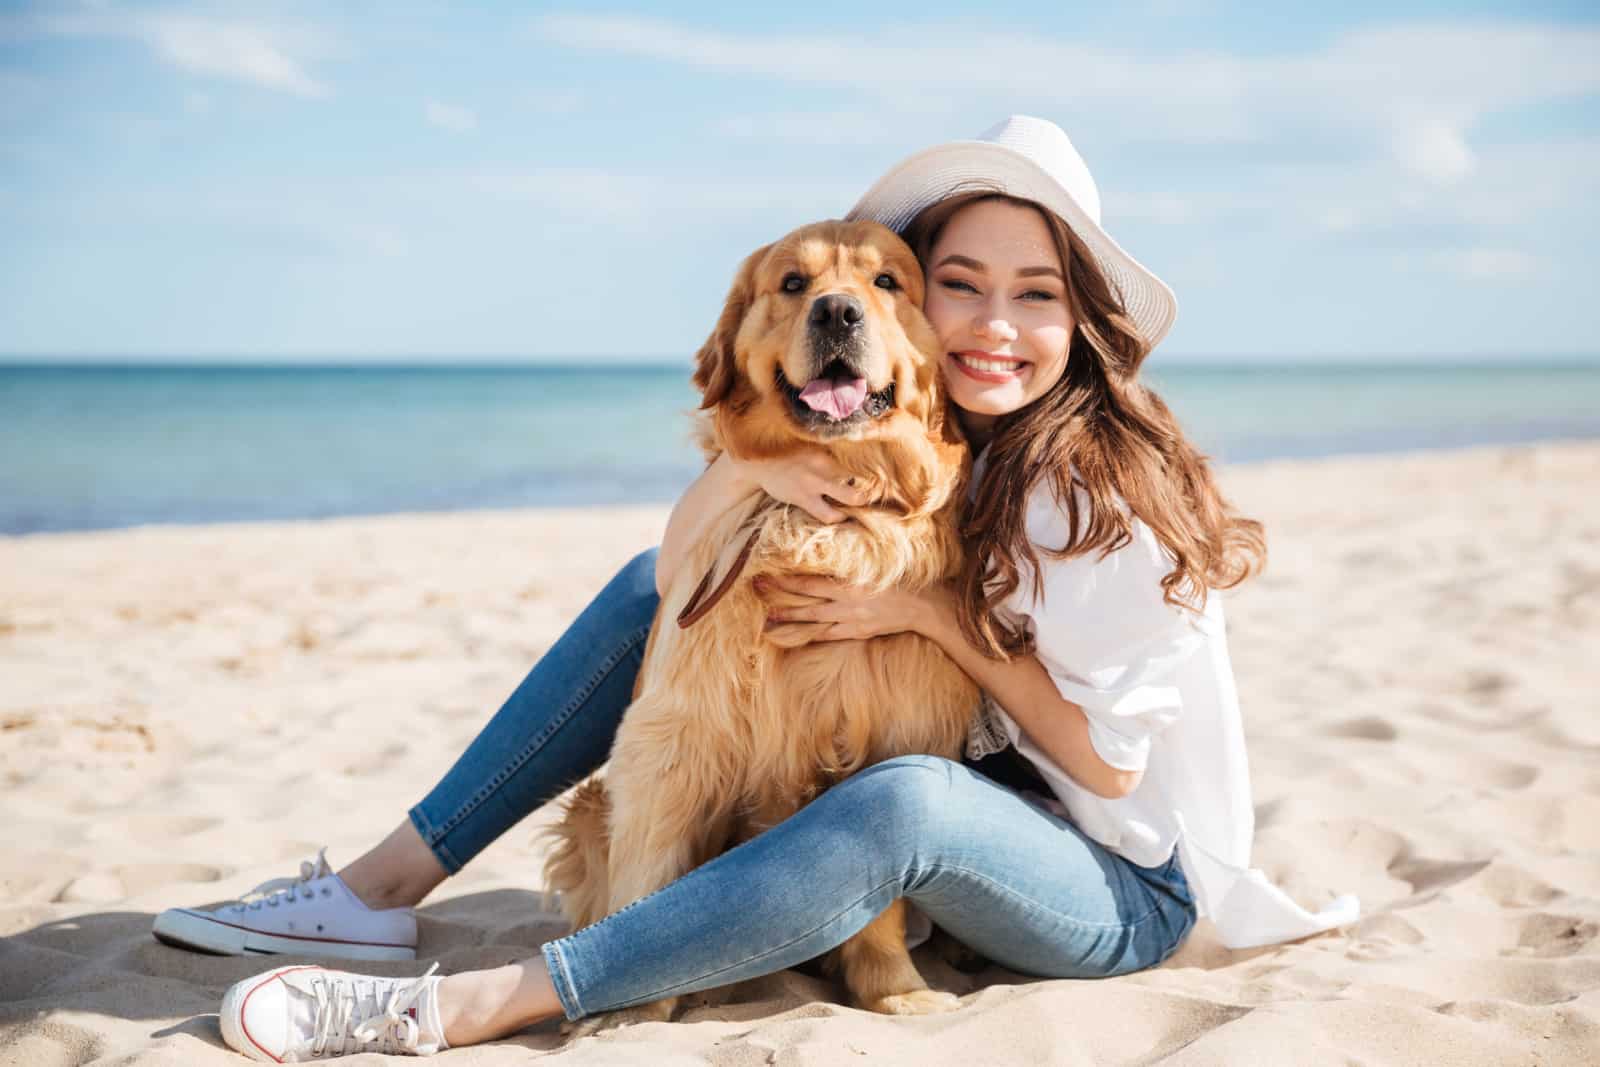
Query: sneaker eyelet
321,887,332,897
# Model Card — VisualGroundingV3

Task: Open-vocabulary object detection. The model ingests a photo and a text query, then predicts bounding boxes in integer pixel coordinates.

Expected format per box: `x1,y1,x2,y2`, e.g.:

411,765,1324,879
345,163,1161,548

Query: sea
3,360,1598,536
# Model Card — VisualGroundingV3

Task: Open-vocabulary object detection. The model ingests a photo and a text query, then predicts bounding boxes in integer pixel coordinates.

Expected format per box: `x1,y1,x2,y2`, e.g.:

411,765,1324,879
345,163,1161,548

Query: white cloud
527,88,584,115
1267,137,1600,239
425,99,478,133
462,167,862,231
1392,118,1476,184
532,14,1600,162
714,112,884,146
1112,192,1195,225
1440,247,1541,281
16,9,333,97
532,14,1599,248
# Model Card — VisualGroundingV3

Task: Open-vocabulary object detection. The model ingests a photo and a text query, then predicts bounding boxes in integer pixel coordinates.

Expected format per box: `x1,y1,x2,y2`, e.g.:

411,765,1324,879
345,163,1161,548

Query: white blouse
962,445,1360,950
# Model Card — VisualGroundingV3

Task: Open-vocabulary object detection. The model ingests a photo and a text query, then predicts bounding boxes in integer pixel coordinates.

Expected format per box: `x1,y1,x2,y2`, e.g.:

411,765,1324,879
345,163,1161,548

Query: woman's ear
693,243,770,409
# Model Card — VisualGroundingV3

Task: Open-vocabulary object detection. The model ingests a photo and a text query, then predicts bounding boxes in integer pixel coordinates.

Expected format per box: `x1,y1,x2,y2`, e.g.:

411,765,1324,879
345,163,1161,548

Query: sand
2,441,1598,1065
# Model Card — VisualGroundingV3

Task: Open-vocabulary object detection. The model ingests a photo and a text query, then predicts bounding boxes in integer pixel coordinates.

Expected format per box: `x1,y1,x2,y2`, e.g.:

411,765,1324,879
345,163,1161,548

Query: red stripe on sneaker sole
177,910,412,949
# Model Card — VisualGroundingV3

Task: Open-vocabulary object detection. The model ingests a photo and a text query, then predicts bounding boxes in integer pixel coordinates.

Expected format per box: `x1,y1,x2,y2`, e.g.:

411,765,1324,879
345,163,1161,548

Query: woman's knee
598,547,661,624
831,755,961,850
622,547,660,594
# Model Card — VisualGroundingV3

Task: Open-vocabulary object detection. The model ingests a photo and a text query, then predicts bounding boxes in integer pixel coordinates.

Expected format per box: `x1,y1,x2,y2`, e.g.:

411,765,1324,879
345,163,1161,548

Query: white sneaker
221,961,448,1061
153,849,417,961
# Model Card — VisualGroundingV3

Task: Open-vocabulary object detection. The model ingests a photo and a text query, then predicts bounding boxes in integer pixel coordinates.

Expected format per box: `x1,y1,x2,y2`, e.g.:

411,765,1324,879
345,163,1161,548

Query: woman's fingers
807,462,872,516
761,574,842,598
812,495,848,524
831,474,872,508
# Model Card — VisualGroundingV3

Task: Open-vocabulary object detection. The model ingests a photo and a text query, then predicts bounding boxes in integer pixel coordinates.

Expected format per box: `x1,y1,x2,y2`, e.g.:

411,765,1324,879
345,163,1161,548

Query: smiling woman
914,197,1077,446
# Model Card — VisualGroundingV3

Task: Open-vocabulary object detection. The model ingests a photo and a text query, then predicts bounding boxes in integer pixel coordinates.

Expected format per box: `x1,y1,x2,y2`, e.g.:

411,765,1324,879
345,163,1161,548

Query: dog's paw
559,997,678,1039
864,989,962,1016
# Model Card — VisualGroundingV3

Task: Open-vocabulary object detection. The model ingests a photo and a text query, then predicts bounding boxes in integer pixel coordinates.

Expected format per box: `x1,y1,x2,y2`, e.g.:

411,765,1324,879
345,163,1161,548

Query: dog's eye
874,273,899,291
781,273,808,294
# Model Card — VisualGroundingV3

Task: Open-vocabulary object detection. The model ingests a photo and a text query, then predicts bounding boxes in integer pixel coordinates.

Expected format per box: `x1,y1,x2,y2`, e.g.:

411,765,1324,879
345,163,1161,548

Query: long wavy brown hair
900,191,1266,660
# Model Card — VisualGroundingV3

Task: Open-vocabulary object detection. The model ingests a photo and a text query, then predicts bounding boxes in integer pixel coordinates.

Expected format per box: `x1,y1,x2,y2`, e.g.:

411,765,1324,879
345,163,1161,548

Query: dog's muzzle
777,361,896,437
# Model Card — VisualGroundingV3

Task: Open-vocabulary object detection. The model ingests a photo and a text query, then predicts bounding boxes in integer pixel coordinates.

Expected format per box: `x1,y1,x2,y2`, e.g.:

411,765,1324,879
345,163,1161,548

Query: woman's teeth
954,353,1025,373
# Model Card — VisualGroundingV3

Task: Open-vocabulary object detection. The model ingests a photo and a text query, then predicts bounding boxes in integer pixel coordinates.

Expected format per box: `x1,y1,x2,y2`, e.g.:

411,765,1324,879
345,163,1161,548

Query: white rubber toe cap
220,965,316,1063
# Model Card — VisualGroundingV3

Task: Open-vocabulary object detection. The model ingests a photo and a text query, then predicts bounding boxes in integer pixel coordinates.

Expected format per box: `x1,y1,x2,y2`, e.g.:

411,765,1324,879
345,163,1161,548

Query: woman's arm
915,586,1142,801
655,453,761,598
756,576,1142,800
656,451,875,598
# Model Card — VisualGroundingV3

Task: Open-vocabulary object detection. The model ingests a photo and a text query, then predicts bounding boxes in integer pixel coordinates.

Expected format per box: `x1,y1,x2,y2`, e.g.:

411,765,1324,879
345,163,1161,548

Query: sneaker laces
230,848,335,913
311,963,441,1057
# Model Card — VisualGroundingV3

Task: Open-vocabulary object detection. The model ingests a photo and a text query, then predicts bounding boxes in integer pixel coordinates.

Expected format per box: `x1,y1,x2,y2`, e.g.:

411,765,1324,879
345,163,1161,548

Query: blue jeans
410,549,1196,1020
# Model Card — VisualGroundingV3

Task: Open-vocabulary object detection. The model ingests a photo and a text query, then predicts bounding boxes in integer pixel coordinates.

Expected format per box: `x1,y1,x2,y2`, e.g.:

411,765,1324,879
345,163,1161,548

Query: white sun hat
846,115,1178,349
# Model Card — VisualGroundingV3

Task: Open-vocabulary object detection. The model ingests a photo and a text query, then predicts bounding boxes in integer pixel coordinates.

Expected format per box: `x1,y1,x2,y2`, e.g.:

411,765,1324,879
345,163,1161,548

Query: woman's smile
949,350,1029,382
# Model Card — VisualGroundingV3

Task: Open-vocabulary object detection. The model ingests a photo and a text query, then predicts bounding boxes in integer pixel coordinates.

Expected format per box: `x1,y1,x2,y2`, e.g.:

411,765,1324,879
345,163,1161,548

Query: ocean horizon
4,359,1598,537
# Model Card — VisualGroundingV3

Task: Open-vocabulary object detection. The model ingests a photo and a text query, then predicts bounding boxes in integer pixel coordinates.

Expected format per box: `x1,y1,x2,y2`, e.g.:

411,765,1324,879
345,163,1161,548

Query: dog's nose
809,294,864,334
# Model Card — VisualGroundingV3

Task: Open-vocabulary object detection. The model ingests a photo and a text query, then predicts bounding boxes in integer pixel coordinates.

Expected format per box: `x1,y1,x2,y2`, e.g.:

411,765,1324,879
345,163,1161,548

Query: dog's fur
544,219,980,1024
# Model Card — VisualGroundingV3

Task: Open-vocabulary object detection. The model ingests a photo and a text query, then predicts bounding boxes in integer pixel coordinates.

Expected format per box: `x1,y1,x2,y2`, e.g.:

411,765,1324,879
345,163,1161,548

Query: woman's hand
754,575,932,643
728,452,872,525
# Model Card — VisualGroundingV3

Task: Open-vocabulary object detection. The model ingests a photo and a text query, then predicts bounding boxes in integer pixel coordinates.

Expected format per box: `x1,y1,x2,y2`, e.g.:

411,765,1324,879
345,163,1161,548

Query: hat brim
846,140,1178,350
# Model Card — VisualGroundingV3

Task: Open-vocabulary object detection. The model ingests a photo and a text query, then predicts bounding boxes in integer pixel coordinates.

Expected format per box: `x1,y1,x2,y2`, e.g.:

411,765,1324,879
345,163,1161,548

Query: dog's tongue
798,376,868,420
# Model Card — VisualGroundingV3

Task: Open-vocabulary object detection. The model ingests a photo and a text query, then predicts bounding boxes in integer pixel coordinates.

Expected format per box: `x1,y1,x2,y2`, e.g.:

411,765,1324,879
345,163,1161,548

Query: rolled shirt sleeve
1008,487,1212,774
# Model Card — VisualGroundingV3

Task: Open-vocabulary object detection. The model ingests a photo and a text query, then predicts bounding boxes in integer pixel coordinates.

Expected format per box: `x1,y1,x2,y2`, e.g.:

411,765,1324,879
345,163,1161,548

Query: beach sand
2,442,1598,1065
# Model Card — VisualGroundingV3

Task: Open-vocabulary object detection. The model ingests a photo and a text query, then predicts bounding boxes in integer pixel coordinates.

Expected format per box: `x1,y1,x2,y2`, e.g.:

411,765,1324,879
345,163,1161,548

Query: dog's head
693,220,947,446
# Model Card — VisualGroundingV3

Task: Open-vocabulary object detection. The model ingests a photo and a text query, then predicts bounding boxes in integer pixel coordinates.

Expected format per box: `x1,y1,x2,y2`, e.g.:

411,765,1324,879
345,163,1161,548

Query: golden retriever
544,219,979,1026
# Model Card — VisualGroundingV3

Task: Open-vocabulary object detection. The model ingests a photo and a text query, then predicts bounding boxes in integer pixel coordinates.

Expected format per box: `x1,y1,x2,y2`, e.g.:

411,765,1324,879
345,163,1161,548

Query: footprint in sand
1345,912,1426,961
96,813,222,846
1352,912,1425,945
111,862,223,897
55,873,125,903
1456,862,1563,909
1463,670,1514,702
342,740,410,778
1388,854,1494,897
1317,716,1398,742
1504,913,1598,958
1253,797,1284,829
52,863,223,903
1477,759,1541,790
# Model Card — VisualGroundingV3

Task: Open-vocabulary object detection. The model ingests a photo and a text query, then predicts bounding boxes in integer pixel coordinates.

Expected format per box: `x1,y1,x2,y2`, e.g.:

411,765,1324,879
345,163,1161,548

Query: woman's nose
973,315,1018,343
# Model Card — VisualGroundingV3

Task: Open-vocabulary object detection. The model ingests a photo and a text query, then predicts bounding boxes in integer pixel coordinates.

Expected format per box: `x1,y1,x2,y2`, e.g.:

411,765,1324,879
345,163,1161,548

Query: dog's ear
693,243,770,409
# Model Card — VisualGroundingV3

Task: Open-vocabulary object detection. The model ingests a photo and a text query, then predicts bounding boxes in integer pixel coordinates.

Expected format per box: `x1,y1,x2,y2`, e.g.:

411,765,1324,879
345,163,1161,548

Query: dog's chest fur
639,494,981,834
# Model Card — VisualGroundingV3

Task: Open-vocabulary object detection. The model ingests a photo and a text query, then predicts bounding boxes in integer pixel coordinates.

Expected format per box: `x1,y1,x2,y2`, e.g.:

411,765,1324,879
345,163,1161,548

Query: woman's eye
782,273,807,293
1020,290,1057,301
873,273,898,291
939,279,978,294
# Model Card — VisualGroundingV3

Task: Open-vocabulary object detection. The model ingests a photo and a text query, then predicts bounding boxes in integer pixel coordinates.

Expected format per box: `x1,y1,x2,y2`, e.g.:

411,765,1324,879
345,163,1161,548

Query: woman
174,116,1357,1060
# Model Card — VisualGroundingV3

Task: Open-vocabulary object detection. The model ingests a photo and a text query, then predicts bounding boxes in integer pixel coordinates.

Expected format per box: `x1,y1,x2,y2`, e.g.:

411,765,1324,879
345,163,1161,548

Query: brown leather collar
676,529,759,629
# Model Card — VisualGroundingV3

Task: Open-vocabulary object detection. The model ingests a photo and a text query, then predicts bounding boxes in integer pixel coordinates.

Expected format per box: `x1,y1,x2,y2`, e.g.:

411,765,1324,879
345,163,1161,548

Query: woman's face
921,198,1076,437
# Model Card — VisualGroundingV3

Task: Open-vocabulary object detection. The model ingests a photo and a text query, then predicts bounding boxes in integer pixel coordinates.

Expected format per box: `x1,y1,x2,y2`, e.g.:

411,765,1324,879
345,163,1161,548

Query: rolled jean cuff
405,803,465,876
541,940,586,1021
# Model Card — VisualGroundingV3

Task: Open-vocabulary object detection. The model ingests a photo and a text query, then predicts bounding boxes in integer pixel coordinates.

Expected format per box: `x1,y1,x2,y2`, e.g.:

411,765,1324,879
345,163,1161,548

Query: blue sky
2,1,1597,362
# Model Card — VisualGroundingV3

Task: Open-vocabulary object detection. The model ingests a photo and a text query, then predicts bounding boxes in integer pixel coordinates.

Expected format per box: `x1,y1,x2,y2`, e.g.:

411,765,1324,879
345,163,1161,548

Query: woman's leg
433,753,1196,1039
220,753,1198,1055
343,547,662,908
